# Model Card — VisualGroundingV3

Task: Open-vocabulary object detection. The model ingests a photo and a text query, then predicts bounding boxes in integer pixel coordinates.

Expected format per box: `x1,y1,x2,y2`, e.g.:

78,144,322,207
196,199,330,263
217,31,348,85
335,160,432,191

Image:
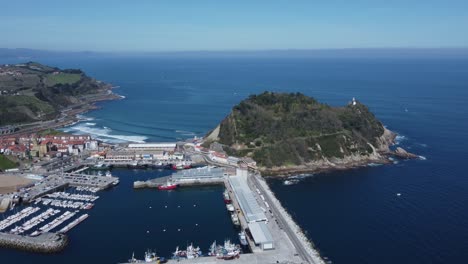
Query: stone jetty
0,232,68,253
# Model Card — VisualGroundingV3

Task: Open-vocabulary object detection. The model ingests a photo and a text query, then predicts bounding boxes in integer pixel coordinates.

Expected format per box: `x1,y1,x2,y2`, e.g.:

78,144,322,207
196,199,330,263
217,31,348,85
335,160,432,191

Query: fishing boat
157,181,178,191
207,241,217,256
223,190,231,204
226,204,235,212
127,250,163,263
238,231,248,246
145,250,158,262
216,239,241,260
231,213,240,226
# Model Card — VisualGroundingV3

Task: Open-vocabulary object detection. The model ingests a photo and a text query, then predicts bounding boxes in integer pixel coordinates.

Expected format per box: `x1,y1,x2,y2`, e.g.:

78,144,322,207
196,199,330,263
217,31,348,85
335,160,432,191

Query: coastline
258,128,402,177
0,86,122,138
260,155,393,177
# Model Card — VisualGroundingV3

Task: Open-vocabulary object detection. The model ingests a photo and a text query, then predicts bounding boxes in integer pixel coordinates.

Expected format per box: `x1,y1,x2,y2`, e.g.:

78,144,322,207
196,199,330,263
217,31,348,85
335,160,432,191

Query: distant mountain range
1,48,468,60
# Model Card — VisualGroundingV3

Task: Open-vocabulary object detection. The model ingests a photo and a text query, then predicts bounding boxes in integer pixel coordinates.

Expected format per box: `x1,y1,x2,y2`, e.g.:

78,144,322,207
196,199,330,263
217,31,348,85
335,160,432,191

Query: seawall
0,232,68,253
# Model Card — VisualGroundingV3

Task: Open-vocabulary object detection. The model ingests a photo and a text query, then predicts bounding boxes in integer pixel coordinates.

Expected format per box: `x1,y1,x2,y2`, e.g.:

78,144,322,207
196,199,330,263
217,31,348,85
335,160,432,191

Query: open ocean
1,55,468,263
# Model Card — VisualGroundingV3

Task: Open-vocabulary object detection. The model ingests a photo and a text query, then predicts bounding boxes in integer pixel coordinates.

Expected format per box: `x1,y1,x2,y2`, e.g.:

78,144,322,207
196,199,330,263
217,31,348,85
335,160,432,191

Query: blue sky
1,1,467,51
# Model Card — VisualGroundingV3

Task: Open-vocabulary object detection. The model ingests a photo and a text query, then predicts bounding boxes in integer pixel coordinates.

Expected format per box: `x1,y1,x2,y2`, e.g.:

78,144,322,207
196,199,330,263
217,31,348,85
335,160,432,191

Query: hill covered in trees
206,92,395,174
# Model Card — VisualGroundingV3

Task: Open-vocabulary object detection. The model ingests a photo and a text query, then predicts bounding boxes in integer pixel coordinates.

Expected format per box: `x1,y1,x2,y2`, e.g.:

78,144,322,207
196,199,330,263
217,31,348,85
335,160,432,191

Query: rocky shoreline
259,128,418,177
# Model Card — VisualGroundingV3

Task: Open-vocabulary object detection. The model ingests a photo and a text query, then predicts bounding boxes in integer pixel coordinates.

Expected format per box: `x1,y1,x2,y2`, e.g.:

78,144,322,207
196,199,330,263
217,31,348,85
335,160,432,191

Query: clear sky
1,0,468,52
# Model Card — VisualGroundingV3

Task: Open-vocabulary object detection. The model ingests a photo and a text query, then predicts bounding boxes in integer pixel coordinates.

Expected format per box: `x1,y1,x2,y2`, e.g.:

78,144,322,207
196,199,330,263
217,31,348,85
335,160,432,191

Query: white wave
119,95,126,99
291,174,313,179
417,143,428,148
368,163,383,167
69,123,147,143
76,114,95,121
418,155,427,160
283,179,299,185
175,130,196,137
85,122,96,126
395,135,407,145
176,130,195,134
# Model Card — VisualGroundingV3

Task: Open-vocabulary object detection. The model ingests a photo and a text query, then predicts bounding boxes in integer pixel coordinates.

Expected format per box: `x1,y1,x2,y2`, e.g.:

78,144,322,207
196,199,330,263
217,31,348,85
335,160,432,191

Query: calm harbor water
0,169,239,263
1,55,468,263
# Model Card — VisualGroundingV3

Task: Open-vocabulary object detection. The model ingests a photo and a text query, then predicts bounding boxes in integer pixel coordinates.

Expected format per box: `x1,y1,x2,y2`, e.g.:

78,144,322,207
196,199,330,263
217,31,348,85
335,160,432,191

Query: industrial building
228,169,267,223
172,166,226,181
248,222,275,250
127,143,176,152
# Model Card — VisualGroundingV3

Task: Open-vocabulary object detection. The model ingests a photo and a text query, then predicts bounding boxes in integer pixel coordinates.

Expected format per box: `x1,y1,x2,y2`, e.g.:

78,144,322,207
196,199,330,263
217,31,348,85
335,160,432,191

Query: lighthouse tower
352,97,357,106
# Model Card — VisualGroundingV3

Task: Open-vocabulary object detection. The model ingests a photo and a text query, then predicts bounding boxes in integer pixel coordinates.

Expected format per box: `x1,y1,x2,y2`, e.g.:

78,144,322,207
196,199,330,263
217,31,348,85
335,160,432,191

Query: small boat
90,162,109,170
238,231,248,246
157,181,178,191
226,204,235,212
223,190,232,204
231,213,240,226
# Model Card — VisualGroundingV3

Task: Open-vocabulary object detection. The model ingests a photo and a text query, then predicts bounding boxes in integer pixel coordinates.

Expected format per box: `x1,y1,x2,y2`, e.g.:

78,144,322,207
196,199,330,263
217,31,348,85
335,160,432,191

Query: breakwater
0,232,68,253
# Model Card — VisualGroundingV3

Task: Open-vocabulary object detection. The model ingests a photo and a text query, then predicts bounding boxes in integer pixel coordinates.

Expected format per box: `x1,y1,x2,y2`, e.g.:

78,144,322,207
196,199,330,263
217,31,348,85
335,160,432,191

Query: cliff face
207,92,395,173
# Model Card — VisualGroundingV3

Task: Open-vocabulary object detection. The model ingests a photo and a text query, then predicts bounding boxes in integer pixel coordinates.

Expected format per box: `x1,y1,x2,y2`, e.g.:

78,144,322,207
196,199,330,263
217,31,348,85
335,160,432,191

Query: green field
0,95,55,114
45,73,81,86
37,129,66,136
0,155,17,171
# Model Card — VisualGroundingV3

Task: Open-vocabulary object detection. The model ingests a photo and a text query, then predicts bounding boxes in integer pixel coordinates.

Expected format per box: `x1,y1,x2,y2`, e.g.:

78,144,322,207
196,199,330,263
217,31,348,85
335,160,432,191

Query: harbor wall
0,232,68,253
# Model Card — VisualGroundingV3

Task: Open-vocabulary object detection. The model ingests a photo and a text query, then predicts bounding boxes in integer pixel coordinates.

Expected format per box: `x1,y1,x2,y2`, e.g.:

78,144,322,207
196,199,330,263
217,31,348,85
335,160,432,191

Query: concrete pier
124,168,325,264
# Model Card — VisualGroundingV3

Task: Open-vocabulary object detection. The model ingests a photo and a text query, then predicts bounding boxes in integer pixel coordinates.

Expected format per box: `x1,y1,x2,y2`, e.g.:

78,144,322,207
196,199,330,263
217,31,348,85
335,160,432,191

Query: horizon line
2,47,468,54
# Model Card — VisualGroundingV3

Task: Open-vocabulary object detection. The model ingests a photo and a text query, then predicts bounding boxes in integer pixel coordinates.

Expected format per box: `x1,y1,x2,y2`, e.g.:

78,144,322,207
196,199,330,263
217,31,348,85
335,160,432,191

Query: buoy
165,205,168,208
193,204,196,207
147,230,150,233
163,229,166,232
178,228,181,231
149,206,152,209
397,193,401,196
177,205,180,208
195,223,198,226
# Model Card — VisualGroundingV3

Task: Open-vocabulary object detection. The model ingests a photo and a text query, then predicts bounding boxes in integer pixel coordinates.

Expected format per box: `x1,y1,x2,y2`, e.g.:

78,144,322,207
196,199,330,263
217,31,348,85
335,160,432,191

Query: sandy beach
0,174,31,194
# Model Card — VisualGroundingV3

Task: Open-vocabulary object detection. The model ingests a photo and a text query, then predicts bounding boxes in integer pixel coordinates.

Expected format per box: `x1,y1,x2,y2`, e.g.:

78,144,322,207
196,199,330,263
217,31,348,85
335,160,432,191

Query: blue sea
1,54,468,263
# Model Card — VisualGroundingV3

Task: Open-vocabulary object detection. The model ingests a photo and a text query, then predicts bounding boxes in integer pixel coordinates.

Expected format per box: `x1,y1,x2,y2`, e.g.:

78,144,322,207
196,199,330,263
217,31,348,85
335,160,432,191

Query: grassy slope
45,73,81,86
0,62,106,125
0,155,17,171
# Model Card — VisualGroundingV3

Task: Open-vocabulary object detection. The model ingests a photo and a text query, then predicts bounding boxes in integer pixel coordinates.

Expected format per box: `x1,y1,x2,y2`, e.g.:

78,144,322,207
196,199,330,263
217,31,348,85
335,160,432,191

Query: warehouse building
228,170,267,223
248,221,275,250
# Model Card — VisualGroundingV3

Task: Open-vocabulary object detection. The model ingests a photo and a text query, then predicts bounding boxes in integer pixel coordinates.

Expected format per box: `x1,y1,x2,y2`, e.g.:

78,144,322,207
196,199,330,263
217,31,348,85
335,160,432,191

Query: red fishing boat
158,181,178,190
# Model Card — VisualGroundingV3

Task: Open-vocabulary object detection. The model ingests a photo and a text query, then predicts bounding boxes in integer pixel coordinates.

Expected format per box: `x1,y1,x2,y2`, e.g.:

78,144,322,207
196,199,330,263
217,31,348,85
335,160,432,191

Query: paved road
249,173,316,264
